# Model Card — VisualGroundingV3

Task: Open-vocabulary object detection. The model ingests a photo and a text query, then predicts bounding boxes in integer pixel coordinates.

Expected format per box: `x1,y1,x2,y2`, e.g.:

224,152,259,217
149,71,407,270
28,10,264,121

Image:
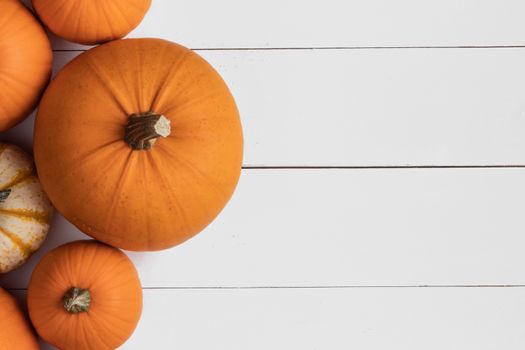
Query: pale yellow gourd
0,143,53,273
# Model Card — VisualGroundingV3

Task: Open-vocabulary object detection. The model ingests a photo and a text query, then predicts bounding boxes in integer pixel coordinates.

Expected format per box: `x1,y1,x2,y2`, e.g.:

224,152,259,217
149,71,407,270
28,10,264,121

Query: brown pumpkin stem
63,287,91,314
124,112,171,150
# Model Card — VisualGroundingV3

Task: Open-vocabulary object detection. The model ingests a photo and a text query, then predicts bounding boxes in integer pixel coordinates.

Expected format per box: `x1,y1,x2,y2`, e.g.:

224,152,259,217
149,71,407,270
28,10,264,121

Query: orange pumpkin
0,288,39,349
34,38,243,251
32,0,151,45
0,0,52,131
28,240,142,350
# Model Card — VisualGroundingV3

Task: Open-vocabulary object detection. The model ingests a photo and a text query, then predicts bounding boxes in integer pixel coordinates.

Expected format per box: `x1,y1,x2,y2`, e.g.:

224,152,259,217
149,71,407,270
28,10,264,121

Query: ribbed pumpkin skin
34,39,243,251
0,0,52,131
28,240,143,350
32,0,151,45
0,143,53,273
0,288,39,349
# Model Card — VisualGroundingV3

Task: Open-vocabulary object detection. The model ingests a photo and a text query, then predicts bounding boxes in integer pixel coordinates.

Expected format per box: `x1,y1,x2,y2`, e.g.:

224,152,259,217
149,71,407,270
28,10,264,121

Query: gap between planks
52,45,525,52
7,284,525,291
242,165,525,170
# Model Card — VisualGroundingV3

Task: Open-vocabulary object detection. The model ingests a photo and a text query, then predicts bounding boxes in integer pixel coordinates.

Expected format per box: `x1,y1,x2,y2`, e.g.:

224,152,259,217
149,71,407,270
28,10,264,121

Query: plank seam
242,165,525,170
8,285,525,291
52,45,525,53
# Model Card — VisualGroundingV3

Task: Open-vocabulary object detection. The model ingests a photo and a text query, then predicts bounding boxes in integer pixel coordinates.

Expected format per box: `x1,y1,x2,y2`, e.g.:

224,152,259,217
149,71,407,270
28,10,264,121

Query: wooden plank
132,287,525,349
13,287,525,349
19,49,525,166
43,0,525,50
2,168,525,288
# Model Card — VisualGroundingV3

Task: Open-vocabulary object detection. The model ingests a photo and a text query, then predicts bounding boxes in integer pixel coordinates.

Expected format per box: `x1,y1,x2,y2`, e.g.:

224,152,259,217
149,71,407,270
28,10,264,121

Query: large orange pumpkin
34,38,243,251
0,0,52,131
0,288,39,349
32,0,151,45
28,240,142,350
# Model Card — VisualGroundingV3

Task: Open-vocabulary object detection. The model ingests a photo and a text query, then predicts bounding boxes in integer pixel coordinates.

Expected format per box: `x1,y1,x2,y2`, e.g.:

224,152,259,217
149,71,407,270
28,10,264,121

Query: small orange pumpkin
34,38,243,251
28,240,142,350
0,288,39,349
32,0,151,45
0,0,52,131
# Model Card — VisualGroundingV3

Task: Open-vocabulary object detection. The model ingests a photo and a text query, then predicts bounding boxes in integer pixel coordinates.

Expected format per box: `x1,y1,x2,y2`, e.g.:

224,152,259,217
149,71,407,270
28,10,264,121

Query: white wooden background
3,0,525,348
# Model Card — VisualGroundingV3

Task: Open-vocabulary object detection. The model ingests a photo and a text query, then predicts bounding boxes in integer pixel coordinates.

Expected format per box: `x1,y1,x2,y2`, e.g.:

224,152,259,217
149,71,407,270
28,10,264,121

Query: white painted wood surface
47,0,525,50
3,1,525,349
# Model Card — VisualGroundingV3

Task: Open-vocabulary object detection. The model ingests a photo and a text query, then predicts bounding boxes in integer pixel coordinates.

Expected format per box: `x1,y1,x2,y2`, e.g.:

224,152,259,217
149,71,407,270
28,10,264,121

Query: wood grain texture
46,0,525,50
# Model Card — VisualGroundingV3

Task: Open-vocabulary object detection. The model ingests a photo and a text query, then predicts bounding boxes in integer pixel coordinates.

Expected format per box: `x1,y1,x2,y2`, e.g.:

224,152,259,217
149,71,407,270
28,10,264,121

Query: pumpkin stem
0,189,11,202
124,112,171,150
63,287,91,314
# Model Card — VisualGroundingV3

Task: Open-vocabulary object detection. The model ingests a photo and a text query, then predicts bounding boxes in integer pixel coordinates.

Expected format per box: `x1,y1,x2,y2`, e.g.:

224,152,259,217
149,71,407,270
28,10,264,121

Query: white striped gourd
0,143,53,273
